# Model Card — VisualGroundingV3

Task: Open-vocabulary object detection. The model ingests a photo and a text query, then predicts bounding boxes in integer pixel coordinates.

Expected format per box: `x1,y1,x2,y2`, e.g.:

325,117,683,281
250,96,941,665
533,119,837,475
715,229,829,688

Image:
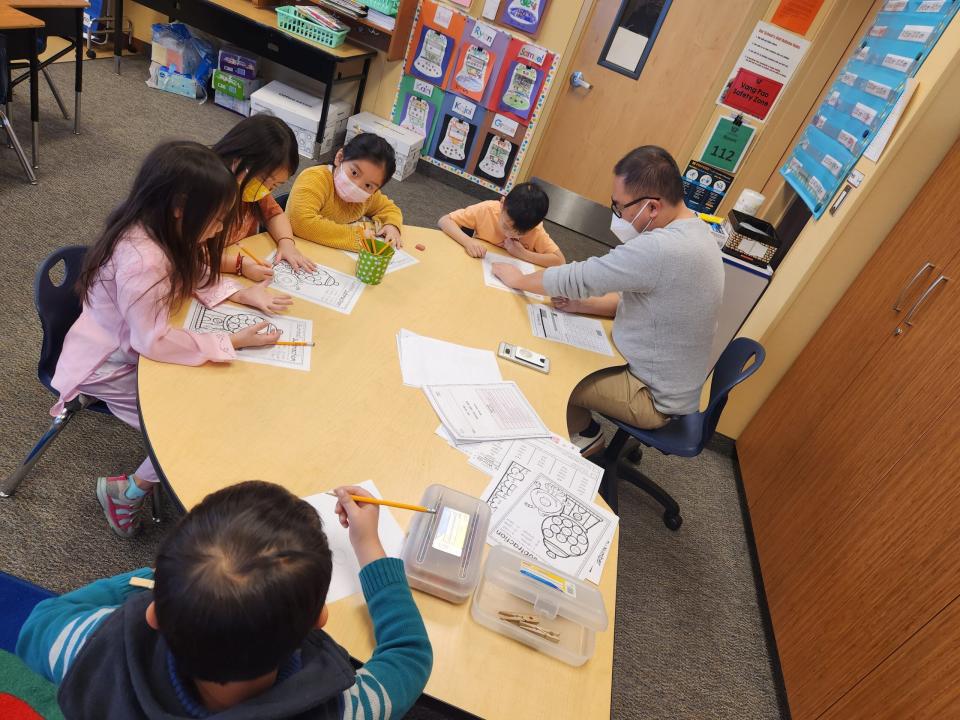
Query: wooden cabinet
738,137,960,719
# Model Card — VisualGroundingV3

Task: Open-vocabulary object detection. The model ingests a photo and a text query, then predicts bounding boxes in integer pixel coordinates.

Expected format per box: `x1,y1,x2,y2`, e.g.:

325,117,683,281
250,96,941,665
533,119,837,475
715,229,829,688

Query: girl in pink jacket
52,141,293,538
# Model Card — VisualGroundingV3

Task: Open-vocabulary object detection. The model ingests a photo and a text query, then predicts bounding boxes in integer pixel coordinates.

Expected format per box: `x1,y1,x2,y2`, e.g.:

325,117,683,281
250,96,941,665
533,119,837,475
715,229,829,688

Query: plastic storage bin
471,546,608,666
276,6,349,48
364,0,400,16
401,485,491,603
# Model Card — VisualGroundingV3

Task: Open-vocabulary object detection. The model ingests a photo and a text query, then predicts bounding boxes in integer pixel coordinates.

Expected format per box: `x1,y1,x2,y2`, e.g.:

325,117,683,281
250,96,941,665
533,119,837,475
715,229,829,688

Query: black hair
613,145,685,205
153,481,333,682
502,182,550,233
78,141,237,310
341,132,396,188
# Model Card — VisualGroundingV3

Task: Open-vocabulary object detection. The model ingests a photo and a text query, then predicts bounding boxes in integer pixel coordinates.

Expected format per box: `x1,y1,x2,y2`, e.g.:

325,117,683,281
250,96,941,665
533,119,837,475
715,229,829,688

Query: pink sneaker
95,475,146,538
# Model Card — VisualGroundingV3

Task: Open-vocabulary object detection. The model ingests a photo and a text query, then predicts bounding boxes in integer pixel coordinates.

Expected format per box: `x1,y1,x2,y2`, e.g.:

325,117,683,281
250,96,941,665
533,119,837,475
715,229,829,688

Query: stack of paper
397,329,502,388
366,9,396,30
527,304,614,356
424,382,550,443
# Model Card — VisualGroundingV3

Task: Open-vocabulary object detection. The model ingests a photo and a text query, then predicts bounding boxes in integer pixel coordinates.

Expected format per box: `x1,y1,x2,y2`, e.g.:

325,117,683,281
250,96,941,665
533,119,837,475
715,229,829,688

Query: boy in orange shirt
438,182,565,267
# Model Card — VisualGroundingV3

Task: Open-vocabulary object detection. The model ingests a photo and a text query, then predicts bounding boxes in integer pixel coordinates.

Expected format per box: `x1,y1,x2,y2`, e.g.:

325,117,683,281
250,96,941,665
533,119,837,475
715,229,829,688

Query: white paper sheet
488,477,618,580
267,253,364,314
424,382,550,443
184,301,313,372
397,329,502,388
584,522,617,584
527,304,614,356
301,480,406,603
342,247,419,274
436,425,578,462
864,77,918,162
472,437,603,493
481,254,545,300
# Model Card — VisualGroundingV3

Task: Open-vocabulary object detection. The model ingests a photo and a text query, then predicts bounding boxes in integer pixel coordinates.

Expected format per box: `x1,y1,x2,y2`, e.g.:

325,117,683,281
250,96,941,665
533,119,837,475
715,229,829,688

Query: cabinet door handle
893,262,935,312
894,274,949,335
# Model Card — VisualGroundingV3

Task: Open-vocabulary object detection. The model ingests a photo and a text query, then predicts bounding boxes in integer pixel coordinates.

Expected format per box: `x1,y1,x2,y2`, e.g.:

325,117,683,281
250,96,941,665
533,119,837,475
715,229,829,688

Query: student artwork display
392,75,445,154
405,0,466,87
781,0,959,218
489,38,554,124
469,112,527,186
448,19,509,105
497,0,551,39
430,93,487,169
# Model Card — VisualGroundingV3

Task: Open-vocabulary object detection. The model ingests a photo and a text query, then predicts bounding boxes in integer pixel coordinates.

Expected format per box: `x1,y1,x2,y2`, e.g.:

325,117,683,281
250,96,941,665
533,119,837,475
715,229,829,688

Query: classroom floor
0,56,782,720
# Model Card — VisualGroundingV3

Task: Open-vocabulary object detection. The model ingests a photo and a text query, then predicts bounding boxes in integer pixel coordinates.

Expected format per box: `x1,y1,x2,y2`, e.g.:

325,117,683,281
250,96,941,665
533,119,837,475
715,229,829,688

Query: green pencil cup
356,239,395,285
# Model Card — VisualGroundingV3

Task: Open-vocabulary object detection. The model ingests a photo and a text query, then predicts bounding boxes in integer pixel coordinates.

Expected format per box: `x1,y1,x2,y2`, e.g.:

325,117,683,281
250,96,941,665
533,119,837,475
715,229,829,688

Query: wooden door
819,593,960,719
768,400,960,719
529,0,763,205
737,137,960,508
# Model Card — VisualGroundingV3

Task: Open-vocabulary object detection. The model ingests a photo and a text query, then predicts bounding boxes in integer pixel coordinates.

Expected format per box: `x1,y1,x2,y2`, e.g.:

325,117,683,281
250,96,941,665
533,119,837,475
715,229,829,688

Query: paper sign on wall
682,161,734,214
721,69,784,120
492,113,519,136
771,0,825,35
699,117,756,172
434,5,453,28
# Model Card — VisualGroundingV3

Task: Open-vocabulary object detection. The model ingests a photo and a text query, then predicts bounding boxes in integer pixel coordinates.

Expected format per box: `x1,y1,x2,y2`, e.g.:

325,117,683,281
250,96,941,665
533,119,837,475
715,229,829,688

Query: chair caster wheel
626,446,642,464
663,513,682,531
86,49,97,59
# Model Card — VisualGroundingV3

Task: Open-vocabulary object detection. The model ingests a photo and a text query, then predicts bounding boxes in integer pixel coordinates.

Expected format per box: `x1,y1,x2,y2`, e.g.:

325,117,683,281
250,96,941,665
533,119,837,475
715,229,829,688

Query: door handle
570,71,593,91
894,274,949,335
893,262,934,312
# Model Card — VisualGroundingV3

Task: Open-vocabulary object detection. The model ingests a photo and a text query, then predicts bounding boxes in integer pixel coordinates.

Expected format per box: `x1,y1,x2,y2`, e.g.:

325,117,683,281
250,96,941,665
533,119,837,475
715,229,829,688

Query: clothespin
497,610,540,624
129,576,155,590
518,621,561,643
733,114,744,127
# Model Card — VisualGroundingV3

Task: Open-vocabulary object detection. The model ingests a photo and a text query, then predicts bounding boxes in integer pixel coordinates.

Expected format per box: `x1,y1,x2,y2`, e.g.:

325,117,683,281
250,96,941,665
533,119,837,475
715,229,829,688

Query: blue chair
0,571,54,653
0,35,36,184
1,247,110,497
598,338,766,530
275,192,289,210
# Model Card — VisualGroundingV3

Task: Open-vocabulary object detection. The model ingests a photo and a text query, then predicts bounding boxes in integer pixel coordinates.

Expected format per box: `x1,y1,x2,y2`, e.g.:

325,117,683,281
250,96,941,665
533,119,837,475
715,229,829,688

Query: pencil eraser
416,244,426,251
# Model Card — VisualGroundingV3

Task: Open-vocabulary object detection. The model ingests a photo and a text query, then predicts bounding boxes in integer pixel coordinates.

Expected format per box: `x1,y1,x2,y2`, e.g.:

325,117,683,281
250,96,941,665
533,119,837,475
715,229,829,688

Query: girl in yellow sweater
287,133,404,250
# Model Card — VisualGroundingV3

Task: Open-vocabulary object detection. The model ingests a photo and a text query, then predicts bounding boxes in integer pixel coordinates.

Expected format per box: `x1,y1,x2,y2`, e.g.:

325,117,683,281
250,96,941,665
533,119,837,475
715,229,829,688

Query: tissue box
218,47,259,80
215,90,252,117
250,80,352,160
212,69,261,100
148,62,203,99
345,112,424,181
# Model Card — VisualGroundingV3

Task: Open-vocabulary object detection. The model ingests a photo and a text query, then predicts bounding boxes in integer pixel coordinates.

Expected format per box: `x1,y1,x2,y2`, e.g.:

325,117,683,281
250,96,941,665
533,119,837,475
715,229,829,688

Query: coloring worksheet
342,247,420,274
489,478,618,580
184,301,313,372
527,304,614,356
266,253,365,314
481,254,545,300
471,437,603,494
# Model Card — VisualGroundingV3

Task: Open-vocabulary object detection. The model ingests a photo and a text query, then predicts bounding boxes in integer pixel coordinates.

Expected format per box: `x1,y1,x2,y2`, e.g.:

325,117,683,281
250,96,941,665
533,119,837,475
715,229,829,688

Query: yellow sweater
287,165,404,251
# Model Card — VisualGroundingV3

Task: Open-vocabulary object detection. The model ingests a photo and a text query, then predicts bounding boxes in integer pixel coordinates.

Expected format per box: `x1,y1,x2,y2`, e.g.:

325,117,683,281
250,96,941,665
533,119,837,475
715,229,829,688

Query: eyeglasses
611,196,659,219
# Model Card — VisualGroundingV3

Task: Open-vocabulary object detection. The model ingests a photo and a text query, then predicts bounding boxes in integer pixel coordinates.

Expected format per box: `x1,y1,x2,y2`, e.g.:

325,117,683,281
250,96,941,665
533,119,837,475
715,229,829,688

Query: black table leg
318,78,332,149
30,28,39,168
114,0,123,74
75,7,82,134
354,57,370,116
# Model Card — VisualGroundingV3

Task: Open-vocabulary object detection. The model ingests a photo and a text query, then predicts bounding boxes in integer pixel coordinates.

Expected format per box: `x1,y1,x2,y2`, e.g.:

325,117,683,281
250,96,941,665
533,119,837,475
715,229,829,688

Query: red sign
721,68,783,121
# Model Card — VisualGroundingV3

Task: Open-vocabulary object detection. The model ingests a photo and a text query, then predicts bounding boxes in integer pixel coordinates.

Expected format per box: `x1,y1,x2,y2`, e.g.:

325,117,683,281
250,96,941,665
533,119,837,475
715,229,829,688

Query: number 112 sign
699,116,756,173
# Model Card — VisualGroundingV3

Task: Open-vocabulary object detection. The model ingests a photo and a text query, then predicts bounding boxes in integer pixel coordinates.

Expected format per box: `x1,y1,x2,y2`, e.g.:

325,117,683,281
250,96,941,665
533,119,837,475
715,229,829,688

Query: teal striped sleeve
16,568,155,683
339,558,432,720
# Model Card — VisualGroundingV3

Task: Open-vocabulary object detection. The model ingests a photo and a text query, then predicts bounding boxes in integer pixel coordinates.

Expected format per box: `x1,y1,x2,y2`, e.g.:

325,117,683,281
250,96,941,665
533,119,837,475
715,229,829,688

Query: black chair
598,338,766,530
0,35,36,184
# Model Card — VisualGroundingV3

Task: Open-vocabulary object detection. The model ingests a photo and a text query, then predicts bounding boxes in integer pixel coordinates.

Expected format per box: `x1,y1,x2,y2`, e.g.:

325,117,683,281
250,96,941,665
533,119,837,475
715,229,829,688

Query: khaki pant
568,366,669,434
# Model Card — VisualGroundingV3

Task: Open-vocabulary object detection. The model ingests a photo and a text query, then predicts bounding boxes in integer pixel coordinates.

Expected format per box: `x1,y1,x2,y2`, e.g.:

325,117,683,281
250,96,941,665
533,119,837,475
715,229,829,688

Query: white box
214,90,252,117
346,112,424,182
250,80,352,160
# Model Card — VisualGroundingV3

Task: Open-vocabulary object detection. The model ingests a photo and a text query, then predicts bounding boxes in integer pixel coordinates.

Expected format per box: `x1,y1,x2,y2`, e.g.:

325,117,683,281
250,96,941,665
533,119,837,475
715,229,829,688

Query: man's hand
492,262,524,288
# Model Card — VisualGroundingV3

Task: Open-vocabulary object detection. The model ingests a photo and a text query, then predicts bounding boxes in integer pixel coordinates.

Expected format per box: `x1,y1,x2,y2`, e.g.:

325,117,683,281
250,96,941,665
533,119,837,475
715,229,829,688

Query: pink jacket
51,225,239,416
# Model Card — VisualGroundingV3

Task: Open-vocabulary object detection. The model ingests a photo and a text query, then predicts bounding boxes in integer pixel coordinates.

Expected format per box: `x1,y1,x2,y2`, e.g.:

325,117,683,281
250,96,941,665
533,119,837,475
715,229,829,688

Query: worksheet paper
301,480,406,604
266,253,364,314
527,304,614,356
481,254,545,300
424,382,551,443
184,301,313,372
471,437,603,494
397,329,502,388
342,247,420,274
435,425,579,461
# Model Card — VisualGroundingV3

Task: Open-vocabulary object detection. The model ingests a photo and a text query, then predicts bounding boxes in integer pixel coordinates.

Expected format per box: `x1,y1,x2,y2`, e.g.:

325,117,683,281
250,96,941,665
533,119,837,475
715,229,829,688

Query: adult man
493,146,724,454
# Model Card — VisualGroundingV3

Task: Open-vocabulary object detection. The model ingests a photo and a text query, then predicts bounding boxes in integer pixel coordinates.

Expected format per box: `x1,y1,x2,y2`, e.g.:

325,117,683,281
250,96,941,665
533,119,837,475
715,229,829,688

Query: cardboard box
346,112,424,182
213,69,261,100
215,90,252,117
250,80,352,160
219,47,259,80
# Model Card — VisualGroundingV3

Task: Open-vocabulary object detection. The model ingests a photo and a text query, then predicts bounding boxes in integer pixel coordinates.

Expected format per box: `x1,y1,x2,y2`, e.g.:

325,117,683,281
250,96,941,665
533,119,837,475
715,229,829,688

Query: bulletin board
781,0,960,218
393,0,561,195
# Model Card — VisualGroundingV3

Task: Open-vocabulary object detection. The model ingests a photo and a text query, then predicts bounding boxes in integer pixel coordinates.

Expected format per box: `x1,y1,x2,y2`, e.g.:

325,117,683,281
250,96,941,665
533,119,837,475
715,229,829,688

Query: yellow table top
138,226,623,719
0,0,87,29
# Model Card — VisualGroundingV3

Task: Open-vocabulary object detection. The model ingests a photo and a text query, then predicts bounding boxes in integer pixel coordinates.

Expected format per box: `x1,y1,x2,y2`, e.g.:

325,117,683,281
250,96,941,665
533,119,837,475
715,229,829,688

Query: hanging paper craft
392,75,445,154
404,0,466,87
497,0,551,39
490,38,554,124
469,111,527,187
430,92,487,169
449,19,509,105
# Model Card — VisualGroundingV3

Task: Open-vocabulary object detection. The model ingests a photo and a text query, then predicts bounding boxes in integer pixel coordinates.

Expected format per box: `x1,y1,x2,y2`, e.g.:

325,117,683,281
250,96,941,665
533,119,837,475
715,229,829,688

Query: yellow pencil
275,341,315,347
239,246,270,268
325,492,436,514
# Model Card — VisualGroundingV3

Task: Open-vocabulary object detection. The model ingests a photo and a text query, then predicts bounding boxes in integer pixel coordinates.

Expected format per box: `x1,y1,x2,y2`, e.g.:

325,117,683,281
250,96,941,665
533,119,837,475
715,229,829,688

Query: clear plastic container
471,546,608,666
401,485,491,603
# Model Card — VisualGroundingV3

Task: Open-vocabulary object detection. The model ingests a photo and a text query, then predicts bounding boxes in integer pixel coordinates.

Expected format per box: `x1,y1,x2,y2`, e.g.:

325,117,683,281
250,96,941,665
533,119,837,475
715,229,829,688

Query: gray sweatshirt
543,217,723,415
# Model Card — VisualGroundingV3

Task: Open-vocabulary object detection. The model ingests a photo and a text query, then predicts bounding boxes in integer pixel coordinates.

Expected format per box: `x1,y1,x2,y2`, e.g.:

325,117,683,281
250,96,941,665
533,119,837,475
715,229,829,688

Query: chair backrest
700,337,765,445
0,35,8,106
34,246,88,393
274,192,289,210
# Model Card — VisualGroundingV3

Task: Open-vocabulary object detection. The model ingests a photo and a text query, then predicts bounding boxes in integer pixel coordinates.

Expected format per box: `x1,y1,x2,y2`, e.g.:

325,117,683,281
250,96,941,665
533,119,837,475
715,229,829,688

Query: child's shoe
96,475,147,538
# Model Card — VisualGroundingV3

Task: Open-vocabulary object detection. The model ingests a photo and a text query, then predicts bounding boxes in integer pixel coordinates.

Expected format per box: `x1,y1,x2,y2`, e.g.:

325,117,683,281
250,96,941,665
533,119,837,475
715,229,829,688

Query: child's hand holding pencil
332,486,387,567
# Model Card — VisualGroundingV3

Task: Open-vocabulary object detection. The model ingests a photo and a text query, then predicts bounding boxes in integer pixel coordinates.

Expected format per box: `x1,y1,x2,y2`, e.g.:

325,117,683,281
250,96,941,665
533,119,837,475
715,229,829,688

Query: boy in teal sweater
16,481,432,719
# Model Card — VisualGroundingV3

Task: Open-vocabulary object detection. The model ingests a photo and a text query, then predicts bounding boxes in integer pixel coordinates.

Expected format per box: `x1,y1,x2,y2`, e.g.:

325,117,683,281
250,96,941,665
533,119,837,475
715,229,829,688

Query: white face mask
610,201,652,243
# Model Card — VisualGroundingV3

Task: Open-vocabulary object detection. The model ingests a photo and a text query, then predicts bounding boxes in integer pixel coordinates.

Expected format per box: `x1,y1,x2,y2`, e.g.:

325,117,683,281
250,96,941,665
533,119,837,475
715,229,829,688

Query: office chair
0,35,36,184
598,337,765,530
1,247,164,524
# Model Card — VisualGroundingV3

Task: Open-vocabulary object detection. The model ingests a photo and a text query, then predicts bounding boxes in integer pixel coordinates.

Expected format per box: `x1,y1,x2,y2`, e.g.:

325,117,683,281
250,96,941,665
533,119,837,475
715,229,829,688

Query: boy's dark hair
342,132,396,187
502,182,550,233
613,146,685,205
78,141,238,311
153,481,333,682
